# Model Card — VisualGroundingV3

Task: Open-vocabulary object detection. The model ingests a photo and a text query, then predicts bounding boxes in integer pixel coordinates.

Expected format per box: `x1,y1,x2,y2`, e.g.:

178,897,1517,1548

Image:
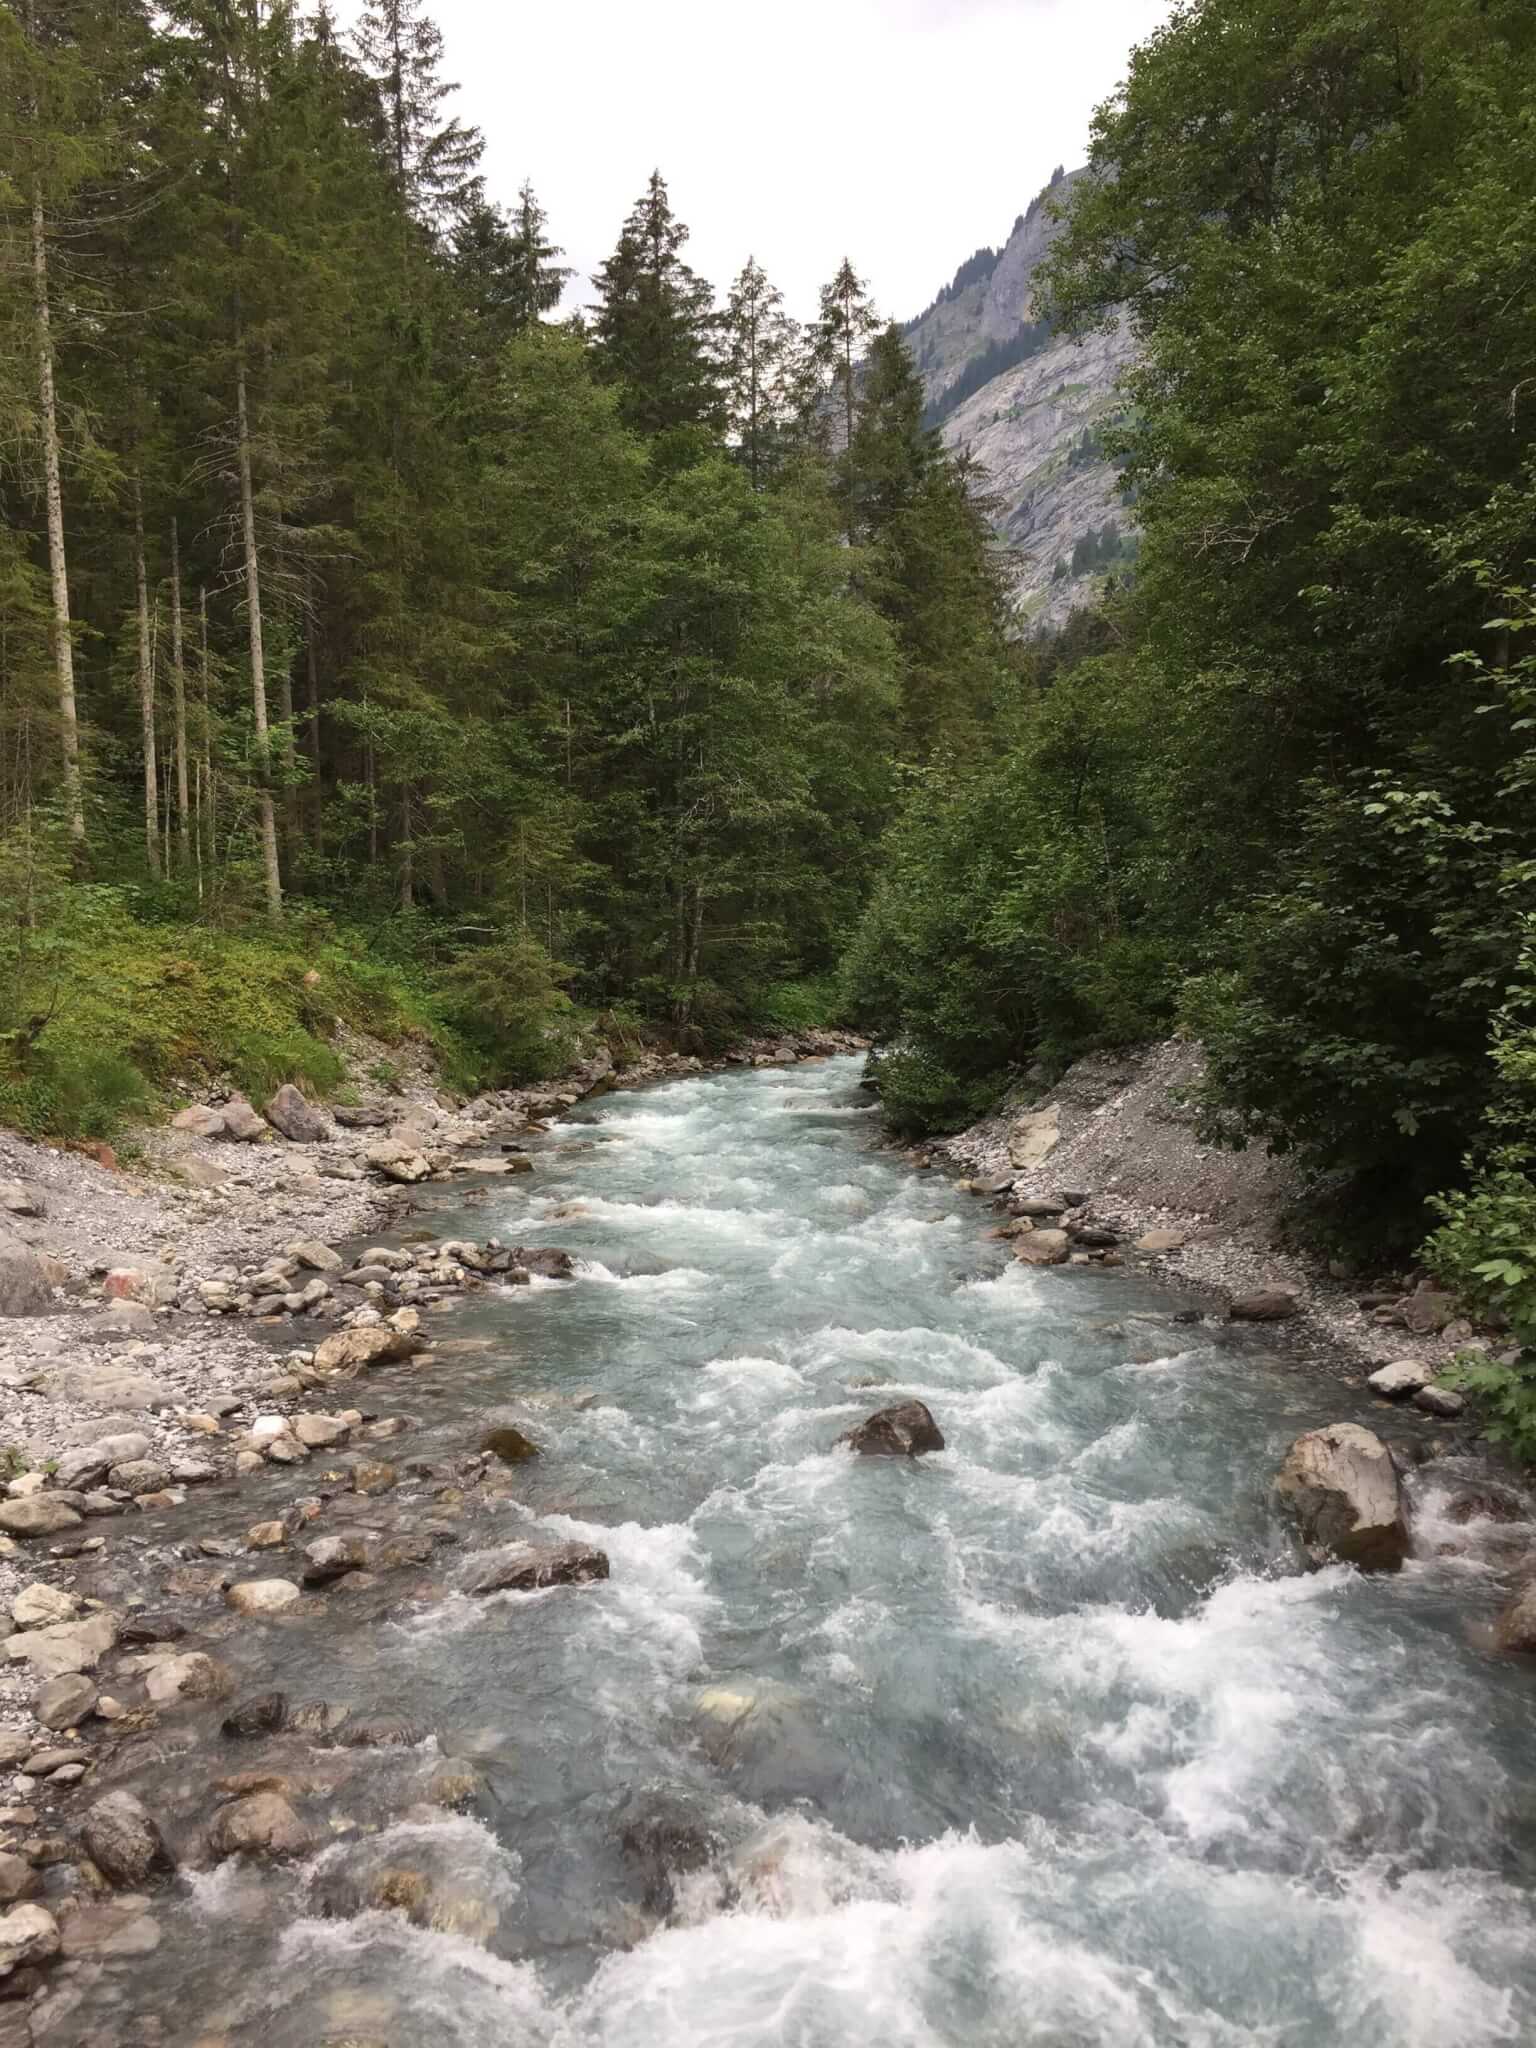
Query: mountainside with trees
0,0,1010,1129
847,0,1536,1439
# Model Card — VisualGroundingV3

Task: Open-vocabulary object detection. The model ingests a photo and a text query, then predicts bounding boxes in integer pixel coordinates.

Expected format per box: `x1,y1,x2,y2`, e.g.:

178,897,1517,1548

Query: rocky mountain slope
904,168,1137,633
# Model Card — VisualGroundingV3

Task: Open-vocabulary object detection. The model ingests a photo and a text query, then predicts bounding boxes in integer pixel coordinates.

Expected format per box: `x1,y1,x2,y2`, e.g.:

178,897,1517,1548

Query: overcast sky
373,0,1171,322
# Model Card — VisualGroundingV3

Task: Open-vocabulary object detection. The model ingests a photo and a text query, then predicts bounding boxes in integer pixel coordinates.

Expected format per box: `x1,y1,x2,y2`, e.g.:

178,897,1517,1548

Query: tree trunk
304,571,323,852
132,482,161,879
199,584,215,873
235,348,283,921
30,179,85,846
169,519,190,866
399,783,414,909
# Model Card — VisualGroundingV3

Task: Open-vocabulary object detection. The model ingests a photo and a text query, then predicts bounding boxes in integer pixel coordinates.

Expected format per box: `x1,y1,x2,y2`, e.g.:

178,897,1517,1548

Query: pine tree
353,0,483,229
807,257,879,458
722,257,799,491
452,181,570,345
591,170,721,439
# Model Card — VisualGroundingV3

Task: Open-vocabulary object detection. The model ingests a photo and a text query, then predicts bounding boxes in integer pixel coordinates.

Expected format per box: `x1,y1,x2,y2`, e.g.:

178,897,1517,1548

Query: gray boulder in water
836,1400,945,1458
1273,1422,1409,1571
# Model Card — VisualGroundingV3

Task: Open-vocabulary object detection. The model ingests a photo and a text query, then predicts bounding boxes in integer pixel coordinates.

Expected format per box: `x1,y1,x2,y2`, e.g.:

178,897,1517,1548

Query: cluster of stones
99,1235,576,1328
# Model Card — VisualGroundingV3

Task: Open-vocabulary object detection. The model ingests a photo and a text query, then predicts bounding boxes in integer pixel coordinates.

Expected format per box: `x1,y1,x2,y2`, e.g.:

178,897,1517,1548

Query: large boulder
81,1791,171,1888
170,1105,226,1138
264,1084,327,1143
365,1138,432,1184
220,1098,268,1143
143,1652,232,1706
1494,1581,1536,1654
1007,1105,1060,1170
36,1673,97,1730
312,1325,424,1377
1273,1423,1409,1571
0,1235,58,1317
836,1400,945,1458
225,1579,302,1618
464,1540,610,1596
507,1246,576,1280
0,1903,59,1976
1014,1229,1070,1266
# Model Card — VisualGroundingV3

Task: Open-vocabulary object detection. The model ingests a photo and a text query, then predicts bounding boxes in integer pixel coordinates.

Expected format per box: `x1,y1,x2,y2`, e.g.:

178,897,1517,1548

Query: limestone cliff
903,169,1136,633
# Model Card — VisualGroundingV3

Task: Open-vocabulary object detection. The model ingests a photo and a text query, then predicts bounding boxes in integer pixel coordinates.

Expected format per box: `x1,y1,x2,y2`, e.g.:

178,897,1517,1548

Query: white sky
369,0,1172,322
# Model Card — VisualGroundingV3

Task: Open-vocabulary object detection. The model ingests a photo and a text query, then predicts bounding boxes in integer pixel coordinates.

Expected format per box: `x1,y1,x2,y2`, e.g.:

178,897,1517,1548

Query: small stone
143,1652,232,1705
351,1461,396,1497
220,1692,288,1739
1230,1289,1301,1322
288,1239,342,1273
109,1459,171,1495
24,1748,86,1777
207,1791,316,1862
35,1674,96,1732
11,1585,77,1630
1367,1358,1434,1398
1013,1229,1070,1266
183,1413,220,1435
836,1400,945,1458
1134,1229,1187,1254
301,1536,374,1585
291,1413,349,1449
480,1425,539,1466
0,1902,58,1974
246,1521,286,1550
0,1856,37,1906
1412,1383,1466,1418
225,1579,302,1618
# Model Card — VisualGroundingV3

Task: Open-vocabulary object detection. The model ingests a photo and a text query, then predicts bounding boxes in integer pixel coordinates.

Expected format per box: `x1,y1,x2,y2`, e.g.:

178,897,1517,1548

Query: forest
0,0,1011,1127
6,0,1536,1428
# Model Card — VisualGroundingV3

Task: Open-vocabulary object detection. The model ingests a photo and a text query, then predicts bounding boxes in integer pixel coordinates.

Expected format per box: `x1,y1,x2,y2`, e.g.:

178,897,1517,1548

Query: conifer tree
722,257,799,491
353,0,483,228
591,171,721,439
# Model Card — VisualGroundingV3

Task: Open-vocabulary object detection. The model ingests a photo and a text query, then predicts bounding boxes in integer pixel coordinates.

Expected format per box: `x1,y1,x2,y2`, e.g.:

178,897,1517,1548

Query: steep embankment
904,169,1136,631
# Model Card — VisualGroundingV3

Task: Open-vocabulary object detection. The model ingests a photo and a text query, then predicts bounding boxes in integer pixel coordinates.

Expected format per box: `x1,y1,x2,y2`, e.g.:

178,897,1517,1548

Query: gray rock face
836,1400,946,1458
81,1791,171,1887
465,1540,610,1596
1273,1423,1409,1571
904,170,1136,634
264,1084,328,1142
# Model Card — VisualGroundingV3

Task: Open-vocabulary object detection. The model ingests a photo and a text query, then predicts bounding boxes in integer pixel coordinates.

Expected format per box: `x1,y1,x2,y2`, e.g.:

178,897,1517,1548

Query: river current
72,1055,1536,2045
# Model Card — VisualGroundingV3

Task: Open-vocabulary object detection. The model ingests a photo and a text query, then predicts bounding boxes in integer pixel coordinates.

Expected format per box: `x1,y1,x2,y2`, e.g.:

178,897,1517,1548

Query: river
57,1055,1536,2046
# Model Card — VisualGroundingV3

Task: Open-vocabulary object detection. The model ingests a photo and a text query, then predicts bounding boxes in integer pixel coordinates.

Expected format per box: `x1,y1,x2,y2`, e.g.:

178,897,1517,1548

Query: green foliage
431,933,577,1090
753,976,844,1036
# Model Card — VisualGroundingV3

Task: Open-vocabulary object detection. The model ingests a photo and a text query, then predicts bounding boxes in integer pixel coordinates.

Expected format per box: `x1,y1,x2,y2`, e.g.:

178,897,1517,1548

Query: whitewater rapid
104,1058,1536,2044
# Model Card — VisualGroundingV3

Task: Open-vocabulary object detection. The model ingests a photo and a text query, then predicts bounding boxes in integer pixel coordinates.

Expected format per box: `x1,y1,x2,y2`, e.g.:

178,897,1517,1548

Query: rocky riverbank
924,1038,1500,1395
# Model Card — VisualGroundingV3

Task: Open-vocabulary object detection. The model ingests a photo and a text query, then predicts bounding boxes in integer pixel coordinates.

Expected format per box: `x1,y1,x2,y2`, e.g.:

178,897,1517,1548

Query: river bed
45,1055,1536,2047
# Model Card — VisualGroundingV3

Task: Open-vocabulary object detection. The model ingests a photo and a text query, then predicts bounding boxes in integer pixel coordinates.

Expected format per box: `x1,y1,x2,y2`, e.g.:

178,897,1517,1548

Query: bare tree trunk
304,569,322,853
132,481,161,879
199,585,215,876
169,519,190,865
235,347,283,921
398,783,414,909
30,179,84,845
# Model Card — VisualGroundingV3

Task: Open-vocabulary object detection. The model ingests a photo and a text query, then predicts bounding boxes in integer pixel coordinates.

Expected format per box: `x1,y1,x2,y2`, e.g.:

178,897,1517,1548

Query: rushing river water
59,1056,1536,2047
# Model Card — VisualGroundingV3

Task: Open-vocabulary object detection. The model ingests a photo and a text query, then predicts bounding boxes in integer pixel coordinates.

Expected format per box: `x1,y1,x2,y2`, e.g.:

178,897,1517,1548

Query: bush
432,933,577,1089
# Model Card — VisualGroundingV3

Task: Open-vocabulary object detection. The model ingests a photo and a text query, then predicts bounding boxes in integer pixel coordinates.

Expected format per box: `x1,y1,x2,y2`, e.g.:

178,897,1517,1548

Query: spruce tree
591,170,721,439
353,0,483,228
722,257,799,490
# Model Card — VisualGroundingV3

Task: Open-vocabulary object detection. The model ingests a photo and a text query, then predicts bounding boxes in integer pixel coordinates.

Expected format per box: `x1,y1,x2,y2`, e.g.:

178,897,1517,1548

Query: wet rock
1273,1423,1409,1571
1230,1289,1301,1322
143,1652,232,1705
0,1858,37,1907
1070,1224,1119,1249
11,1586,77,1631
425,1760,482,1810
1413,1384,1466,1418
220,1097,269,1142
3,1610,117,1680
1444,1485,1528,1526
1014,1229,1070,1266
1367,1358,1434,1399
302,1536,375,1585
81,1791,170,1887
35,1674,96,1731
480,1425,539,1466
246,1521,287,1550
24,1747,87,1777
616,1785,730,1915
263,1084,327,1142
509,1246,576,1280
0,1903,58,1975
117,1611,188,1645
163,1564,230,1597
58,1897,161,1958
207,1791,316,1862
225,1578,302,1618
109,1458,171,1496
221,1692,289,1738
464,1540,610,1595
1494,1581,1536,1653
335,1714,427,1749
0,1499,80,1539
836,1400,945,1459
287,1699,351,1738
313,1326,423,1377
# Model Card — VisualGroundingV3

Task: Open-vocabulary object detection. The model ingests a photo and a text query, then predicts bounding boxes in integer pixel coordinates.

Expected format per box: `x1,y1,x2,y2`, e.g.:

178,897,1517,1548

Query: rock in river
207,1791,317,1862
1494,1581,1536,1654
313,1325,424,1376
836,1400,945,1458
481,1424,540,1465
1273,1423,1409,1571
81,1790,171,1888
465,1540,610,1595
